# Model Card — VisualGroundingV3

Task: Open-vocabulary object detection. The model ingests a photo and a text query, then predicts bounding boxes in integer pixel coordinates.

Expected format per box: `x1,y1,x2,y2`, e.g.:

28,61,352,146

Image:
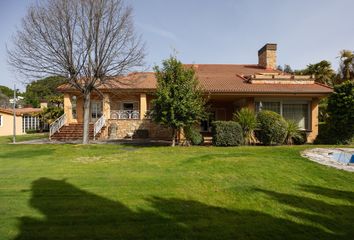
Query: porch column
103,93,110,119
140,93,147,120
308,97,319,143
246,97,255,111
63,93,72,124
76,96,84,123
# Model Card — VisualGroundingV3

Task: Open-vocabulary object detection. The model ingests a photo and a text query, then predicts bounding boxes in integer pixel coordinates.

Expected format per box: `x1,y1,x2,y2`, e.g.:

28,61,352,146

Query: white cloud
136,22,177,41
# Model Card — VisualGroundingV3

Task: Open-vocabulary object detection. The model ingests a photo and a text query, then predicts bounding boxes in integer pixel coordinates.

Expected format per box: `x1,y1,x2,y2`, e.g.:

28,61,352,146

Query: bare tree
8,0,145,144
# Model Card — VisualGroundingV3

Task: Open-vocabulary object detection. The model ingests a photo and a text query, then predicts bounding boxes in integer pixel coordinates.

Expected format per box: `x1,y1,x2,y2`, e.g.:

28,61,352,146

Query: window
255,100,310,130
22,115,40,133
283,104,309,130
255,101,281,114
123,103,134,110
91,101,103,119
0,115,3,127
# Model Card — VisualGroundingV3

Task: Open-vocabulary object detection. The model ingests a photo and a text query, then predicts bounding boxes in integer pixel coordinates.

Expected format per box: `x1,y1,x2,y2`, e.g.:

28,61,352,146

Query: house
0,107,42,136
54,43,333,142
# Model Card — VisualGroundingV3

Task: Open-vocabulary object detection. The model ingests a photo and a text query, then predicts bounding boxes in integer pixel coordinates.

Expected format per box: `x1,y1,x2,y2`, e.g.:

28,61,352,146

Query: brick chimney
258,43,277,69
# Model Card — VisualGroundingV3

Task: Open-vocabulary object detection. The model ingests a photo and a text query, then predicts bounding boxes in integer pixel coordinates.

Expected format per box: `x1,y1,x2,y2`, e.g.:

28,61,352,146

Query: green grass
0,136,353,239
0,133,48,144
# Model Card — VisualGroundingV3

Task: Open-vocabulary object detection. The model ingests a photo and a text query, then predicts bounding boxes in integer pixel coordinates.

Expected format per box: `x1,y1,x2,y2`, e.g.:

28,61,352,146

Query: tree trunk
171,128,176,147
82,91,91,144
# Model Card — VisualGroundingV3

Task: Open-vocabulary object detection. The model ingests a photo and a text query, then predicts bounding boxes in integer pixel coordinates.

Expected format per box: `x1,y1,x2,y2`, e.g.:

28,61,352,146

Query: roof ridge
314,82,334,90
183,63,259,66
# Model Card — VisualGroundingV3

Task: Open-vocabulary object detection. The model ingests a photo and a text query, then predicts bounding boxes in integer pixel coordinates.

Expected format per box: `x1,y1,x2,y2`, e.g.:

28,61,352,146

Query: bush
233,108,257,145
293,131,307,145
284,120,303,145
184,126,204,145
256,110,287,145
318,81,354,144
212,121,243,146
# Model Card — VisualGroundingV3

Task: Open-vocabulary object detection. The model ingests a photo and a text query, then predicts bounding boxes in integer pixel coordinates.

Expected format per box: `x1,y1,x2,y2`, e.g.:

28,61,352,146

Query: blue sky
1,0,354,90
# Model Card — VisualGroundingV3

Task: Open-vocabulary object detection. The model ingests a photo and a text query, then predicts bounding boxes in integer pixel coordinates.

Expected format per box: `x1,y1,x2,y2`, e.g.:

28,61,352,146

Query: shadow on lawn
0,148,54,159
15,178,353,240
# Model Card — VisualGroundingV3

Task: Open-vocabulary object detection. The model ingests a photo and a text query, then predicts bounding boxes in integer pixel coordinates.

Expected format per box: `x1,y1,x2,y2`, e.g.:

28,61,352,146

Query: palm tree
339,50,354,81
302,60,335,86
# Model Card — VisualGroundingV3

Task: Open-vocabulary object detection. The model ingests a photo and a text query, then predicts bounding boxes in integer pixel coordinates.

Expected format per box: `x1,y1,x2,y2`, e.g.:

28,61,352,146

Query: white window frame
0,115,3,127
255,98,311,131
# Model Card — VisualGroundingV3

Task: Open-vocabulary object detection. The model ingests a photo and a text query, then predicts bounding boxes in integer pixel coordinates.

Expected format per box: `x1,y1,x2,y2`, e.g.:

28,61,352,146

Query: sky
0,0,354,91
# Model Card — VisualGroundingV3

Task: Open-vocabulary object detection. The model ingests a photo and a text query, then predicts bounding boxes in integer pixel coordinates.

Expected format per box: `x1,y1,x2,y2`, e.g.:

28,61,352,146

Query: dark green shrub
25,129,39,134
293,131,307,145
212,121,243,146
284,120,303,145
317,81,354,144
256,110,287,145
184,126,204,145
233,108,258,145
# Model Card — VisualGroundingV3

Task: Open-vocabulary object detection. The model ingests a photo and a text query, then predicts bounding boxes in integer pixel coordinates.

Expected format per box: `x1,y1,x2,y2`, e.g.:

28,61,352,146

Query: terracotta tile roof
57,64,333,94
0,107,42,116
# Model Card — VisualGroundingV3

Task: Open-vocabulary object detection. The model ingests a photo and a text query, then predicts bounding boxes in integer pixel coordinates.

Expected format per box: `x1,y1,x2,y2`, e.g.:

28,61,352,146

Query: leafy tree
24,76,66,107
0,85,15,98
276,65,283,71
339,50,354,81
277,64,293,74
151,57,206,146
299,60,335,86
283,64,293,74
8,0,145,144
326,81,354,143
33,106,64,131
0,91,9,108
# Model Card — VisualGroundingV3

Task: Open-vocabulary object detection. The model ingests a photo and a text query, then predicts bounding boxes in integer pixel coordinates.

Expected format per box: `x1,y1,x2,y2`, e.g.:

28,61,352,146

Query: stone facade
258,43,277,69
103,119,172,140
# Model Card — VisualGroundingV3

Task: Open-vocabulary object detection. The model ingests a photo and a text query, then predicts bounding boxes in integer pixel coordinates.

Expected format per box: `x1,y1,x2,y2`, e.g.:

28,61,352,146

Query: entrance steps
50,123,105,141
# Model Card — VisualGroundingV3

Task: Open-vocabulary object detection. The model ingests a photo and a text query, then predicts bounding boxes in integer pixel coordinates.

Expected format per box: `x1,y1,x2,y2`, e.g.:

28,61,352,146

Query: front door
91,101,102,122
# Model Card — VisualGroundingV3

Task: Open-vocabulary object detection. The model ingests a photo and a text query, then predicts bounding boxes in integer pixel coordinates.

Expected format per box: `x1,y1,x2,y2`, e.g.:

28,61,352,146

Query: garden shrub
184,126,204,145
212,121,243,146
316,81,354,144
256,110,287,145
233,108,258,145
284,120,303,145
293,131,307,145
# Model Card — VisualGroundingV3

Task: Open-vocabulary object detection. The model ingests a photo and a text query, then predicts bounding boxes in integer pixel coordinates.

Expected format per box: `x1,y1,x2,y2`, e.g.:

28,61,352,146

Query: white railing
94,115,106,140
49,113,67,139
110,110,140,120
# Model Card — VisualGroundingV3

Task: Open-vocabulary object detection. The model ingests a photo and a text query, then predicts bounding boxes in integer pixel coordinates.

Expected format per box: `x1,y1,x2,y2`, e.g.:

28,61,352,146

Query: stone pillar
103,93,111,119
308,98,319,143
76,96,84,123
246,97,255,111
140,93,147,120
63,93,72,124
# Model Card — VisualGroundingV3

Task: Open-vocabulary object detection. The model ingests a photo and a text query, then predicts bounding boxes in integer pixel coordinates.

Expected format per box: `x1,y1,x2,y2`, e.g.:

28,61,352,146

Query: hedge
212,121,243,146
184,126,204,145
256,110,287,145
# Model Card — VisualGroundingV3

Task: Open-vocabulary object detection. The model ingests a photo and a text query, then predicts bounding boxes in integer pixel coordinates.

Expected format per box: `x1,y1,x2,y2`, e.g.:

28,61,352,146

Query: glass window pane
283,104,308,130
255,101,281,114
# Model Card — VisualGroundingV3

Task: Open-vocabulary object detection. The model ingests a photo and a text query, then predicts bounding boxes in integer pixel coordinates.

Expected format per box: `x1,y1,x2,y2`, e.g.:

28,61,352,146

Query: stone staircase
50,123,106,141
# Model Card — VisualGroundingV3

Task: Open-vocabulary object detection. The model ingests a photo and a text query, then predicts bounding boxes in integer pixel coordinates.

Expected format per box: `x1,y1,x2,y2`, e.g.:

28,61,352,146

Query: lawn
0,135,353,240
